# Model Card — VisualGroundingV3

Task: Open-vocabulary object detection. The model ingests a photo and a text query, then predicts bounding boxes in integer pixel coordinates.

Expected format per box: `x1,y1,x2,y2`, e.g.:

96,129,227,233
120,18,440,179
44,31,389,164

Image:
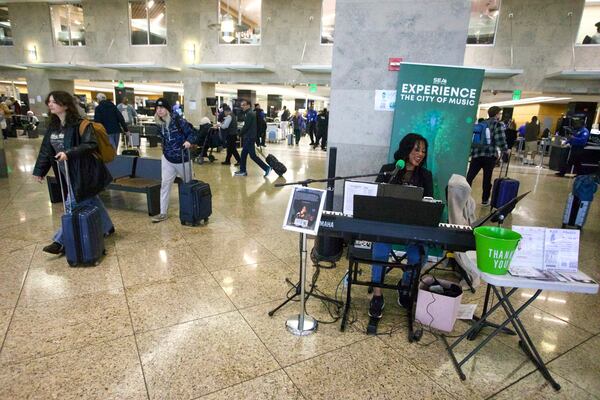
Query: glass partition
467,0,501,45
321,0,335,44
49,4,86,46
0,7,13,46
577,0,600,45
218,0,261,45
129,0,167,45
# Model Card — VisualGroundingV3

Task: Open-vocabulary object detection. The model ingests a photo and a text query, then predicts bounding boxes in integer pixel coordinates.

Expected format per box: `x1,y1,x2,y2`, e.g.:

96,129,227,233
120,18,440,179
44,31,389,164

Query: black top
240,109,257,139
376,162,434,198
94,100,128,135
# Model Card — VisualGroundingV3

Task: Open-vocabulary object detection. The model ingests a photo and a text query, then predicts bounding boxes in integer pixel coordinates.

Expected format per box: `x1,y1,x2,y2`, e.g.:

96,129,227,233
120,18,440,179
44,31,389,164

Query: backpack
472,120,493,147
79,119,116,163
173,116,200,144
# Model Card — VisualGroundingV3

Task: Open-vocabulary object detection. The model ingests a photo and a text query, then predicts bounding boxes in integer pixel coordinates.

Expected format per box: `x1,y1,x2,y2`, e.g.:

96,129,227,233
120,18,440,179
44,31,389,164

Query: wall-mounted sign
512,89,522,100
374,90,396,111
388,57,403,71
309,84,318,93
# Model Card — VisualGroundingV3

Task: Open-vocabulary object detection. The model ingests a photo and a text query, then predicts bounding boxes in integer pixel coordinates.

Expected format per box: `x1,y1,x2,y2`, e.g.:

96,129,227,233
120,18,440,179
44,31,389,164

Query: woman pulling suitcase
32,91,114,256
150,97,198,223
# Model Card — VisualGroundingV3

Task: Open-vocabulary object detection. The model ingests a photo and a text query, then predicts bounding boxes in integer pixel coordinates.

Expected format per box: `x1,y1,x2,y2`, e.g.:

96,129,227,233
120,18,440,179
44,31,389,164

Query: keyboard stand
340,246,425,342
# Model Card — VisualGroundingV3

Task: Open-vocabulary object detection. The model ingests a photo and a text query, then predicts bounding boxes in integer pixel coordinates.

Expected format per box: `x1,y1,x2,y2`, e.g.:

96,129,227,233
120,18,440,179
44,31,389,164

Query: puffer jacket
33,118,113,202
155,114,198,163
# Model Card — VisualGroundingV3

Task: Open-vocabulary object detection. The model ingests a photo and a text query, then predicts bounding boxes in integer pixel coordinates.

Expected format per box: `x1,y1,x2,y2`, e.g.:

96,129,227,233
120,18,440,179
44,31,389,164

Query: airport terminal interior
0,0,600,399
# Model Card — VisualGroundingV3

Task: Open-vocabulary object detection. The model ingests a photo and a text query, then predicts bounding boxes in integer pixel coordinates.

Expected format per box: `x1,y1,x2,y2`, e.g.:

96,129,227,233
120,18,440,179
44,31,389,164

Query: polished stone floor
0,136,598,400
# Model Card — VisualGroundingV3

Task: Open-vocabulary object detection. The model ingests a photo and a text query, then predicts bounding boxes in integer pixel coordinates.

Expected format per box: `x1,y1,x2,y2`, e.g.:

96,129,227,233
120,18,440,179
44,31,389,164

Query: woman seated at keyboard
369,133,433,319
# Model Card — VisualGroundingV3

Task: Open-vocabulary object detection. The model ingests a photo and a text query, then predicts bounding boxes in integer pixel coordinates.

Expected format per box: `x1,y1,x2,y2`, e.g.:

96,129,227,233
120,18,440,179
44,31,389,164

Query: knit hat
155,97,171,112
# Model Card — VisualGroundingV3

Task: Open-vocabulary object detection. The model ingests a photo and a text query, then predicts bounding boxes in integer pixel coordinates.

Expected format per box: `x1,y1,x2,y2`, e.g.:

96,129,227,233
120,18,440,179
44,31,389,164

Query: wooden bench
105,155,161,216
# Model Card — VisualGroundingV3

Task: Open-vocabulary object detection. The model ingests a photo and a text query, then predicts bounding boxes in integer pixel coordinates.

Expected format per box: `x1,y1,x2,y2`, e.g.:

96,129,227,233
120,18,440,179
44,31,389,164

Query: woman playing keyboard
369,133,433,320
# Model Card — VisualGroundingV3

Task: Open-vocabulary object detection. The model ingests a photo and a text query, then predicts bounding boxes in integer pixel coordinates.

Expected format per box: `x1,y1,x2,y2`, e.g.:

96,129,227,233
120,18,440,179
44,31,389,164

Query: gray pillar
26,70,75,116
327,0,471,208
183,80,215,125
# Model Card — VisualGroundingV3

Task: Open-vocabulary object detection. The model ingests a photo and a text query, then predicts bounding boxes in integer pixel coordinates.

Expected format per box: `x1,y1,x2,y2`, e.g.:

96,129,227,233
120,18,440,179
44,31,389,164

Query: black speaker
311,147,344,266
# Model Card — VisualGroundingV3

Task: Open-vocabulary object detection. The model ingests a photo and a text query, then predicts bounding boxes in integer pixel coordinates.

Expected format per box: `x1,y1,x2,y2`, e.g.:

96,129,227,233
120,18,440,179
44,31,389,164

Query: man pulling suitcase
466,106,509,206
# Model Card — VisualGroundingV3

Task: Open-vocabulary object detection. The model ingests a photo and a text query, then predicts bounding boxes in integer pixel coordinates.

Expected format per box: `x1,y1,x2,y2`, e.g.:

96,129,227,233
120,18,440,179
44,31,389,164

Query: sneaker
481,200,490,206
43,241,64,255
264,166,272,177
554,172,565,177
368,295,385,318
234,171,248,176
221,161,230,165
104,226,115,237
151,214,168,223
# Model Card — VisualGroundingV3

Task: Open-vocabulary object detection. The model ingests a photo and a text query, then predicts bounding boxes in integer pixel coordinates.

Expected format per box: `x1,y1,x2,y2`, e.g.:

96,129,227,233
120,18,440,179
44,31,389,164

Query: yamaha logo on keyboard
320,220,334,228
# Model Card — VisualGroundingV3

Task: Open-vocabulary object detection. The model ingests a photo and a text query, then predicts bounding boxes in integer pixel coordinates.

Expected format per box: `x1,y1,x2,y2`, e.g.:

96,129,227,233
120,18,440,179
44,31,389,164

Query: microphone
389,159,406,181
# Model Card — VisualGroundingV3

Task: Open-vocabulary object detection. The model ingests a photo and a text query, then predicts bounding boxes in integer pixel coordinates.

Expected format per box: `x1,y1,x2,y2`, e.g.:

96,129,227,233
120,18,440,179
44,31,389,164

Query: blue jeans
371,242,426,283
239,137,269,174
108,132,120,150
53,194,113,245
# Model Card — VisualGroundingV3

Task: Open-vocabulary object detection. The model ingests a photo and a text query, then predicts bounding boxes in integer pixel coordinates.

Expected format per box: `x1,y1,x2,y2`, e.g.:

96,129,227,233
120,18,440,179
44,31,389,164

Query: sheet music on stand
343,180,378,216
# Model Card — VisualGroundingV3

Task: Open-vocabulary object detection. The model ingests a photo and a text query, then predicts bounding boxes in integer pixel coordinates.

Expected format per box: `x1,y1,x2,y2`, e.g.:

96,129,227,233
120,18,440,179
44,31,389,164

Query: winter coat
33,118,113,203
156,114,198,163
94,100,128,134
240,109,257,141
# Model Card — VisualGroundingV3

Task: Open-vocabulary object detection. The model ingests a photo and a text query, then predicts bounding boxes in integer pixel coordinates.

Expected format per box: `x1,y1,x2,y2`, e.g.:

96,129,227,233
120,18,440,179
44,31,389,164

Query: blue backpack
472,121,492,146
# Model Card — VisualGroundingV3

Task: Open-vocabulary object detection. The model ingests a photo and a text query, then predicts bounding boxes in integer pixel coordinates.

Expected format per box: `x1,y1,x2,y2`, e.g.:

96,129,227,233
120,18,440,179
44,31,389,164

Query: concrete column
183,80,215,125
25,70,75,116
327,0,471,208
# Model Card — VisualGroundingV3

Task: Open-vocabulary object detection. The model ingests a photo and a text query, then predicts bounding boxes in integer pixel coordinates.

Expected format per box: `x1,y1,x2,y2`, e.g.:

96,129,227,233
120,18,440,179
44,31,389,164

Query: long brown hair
45,91,81,130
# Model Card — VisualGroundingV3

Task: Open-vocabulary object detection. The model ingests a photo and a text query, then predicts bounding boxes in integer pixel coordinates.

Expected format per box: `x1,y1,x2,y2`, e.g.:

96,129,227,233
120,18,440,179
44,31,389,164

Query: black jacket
94,100,128,135
376,163,433,198
240,109,257,140
33,118,113,203
317,111,329,133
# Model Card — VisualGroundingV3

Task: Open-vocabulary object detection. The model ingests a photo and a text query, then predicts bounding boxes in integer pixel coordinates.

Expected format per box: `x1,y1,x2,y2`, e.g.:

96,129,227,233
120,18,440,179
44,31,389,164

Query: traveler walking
466,106,508,205
234,99,271,177
117,97,138,127
32,91,114,254
151,98,198,223
220,105,241,165
94,93,129,150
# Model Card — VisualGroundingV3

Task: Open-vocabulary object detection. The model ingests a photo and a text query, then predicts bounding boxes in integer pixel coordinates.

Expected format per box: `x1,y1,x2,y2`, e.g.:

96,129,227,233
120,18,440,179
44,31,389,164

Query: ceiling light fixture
221,13,235,43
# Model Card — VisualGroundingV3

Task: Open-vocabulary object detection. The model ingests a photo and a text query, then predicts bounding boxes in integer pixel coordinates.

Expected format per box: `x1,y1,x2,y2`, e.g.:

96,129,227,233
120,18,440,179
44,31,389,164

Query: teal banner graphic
389,62,485,203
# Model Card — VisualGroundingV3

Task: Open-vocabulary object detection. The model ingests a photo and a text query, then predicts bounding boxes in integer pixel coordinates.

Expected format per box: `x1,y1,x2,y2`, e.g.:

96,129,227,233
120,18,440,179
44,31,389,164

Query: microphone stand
274,172,388,188
270,170,389,336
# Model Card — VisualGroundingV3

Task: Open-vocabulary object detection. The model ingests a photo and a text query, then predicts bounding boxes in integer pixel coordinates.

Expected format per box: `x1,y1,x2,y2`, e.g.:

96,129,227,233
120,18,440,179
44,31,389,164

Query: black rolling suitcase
265,154,287,176
47,176,63,203
121,132,140,156
179,149,212,226
56,160,105,267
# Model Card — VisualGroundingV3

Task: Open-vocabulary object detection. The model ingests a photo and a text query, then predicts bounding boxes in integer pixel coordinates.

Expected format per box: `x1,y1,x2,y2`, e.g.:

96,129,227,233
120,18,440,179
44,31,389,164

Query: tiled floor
0,136,598,399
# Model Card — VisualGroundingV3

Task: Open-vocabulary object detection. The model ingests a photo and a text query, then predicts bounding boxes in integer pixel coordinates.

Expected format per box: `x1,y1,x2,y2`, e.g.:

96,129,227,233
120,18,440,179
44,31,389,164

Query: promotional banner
389,62,485,203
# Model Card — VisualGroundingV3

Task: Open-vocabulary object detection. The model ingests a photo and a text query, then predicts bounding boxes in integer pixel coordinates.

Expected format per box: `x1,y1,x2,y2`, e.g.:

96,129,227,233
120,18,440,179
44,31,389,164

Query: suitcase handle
55,159,74,215
181,147,194,183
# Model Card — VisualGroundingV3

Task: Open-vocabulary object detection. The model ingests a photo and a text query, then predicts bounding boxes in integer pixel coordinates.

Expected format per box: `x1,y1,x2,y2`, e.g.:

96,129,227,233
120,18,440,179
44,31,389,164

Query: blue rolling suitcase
179,149,212,226
491,155,520,209
57,161,105,267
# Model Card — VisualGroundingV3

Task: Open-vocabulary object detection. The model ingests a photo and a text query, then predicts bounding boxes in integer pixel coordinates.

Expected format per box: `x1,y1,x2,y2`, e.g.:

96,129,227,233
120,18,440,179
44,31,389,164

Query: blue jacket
158,115,198,163
307,109,317,123
94,100,128,135
568,127,590,148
